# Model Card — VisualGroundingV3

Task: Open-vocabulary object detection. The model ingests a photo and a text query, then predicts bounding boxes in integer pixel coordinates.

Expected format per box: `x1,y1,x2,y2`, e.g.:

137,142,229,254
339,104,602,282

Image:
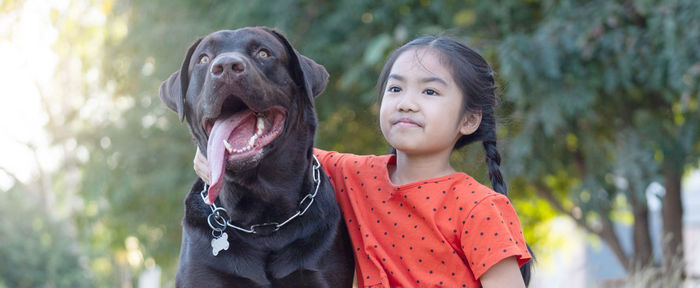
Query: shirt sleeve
313,148,343,176
460,193,531,279
313,148,352,197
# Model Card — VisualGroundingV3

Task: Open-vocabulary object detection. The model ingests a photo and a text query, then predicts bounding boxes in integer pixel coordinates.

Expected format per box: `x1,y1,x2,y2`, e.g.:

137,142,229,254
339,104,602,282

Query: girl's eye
199,55,210,64
258,49,270,58
388,86,401,93
424,89,439,96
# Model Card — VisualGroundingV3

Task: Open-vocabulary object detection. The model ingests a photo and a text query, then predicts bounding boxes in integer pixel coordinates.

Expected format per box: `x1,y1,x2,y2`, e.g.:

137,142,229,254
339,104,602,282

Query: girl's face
380,48,479,156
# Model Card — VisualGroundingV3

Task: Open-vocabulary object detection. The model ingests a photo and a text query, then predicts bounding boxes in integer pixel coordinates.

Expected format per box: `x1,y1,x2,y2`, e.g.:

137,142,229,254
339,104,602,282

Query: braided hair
377,36,508,197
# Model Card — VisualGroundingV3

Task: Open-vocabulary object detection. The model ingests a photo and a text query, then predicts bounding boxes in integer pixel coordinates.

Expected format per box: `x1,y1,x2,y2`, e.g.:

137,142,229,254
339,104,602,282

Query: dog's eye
257,49,270,58
199,55,210,64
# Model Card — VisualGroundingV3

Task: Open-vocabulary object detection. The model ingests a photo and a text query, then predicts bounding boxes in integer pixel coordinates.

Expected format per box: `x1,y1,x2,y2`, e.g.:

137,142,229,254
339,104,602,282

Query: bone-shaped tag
211,232,229,256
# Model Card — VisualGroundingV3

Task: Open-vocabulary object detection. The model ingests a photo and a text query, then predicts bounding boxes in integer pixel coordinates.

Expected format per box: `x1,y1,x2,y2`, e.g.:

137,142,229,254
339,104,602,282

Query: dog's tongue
206,112,251,204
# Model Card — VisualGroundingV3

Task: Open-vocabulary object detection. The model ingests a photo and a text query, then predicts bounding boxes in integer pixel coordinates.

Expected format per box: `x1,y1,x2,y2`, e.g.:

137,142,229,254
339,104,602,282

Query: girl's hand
480,256,526,288
193,147,211,185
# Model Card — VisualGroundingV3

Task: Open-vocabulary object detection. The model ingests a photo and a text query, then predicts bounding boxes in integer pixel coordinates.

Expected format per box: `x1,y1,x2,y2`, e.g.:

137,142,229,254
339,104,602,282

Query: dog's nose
210,54,246,78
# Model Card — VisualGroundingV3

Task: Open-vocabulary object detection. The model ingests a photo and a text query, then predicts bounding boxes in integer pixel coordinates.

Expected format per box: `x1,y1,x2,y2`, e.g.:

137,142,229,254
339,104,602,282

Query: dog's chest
179,182,331,286
180,223,325,287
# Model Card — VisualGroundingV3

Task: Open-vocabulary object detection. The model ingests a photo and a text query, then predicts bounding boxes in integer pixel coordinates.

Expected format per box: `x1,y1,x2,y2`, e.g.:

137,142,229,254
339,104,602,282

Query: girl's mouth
392,117,423,127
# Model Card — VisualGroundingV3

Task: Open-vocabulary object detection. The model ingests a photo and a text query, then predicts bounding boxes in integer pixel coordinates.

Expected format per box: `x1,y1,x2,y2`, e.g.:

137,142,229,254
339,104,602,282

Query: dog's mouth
204,96,286,156
203,95,286,204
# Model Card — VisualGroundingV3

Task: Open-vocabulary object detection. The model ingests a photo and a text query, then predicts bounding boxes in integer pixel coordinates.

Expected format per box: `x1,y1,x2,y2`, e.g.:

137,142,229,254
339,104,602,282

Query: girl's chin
391,144,430,155
391,141,453,157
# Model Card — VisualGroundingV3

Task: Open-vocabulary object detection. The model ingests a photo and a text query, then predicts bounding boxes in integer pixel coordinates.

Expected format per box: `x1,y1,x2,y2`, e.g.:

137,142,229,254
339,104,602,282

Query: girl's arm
480,256,526,288
194,147,211,185
193,148,346,184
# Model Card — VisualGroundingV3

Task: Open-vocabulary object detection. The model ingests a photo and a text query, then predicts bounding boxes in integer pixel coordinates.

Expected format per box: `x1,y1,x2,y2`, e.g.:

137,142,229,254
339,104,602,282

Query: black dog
160,27,354,287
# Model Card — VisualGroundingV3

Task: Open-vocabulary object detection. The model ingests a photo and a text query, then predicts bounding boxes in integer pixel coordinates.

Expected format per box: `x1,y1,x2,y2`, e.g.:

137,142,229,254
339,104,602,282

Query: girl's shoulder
441,174,512,211
444,174,495,196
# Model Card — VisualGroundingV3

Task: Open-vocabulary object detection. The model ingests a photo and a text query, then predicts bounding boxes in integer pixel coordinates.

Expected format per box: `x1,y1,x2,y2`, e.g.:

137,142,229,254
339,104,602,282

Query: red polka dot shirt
315,149,531,287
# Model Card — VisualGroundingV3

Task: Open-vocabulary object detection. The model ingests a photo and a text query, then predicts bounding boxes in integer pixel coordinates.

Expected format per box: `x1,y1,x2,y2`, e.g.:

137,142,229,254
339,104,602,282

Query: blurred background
1,0,699,287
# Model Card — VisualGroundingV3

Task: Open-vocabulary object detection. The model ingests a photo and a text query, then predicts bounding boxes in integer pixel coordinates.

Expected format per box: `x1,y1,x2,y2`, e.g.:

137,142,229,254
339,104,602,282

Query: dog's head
160,27,328,203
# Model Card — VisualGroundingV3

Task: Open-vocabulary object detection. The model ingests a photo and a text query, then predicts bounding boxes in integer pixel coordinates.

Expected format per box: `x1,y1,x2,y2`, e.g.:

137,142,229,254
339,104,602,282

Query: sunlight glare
0,0,64,189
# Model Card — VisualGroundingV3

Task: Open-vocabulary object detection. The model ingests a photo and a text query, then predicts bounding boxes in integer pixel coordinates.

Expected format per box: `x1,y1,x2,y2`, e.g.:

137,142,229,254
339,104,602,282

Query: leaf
363,34,393,65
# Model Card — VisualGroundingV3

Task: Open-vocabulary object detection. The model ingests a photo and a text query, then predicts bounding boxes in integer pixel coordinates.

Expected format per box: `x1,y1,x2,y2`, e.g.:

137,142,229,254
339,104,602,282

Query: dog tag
211,232,230,256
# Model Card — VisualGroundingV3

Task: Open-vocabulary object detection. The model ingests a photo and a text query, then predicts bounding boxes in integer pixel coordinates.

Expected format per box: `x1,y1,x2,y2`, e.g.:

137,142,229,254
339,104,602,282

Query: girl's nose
397,92,419,112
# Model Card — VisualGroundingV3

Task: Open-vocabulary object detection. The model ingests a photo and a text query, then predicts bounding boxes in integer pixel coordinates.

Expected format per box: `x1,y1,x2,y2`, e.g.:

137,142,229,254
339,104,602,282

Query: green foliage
0,188,92,287
75,100,195,282
498,0,700,269
500,0,700,208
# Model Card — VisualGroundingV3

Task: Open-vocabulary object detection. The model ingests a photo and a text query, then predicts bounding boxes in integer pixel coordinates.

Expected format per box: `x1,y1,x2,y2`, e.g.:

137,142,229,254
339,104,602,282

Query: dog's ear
267,28,329,99
159,37,203,121
159,71,184,121
297,53,329,98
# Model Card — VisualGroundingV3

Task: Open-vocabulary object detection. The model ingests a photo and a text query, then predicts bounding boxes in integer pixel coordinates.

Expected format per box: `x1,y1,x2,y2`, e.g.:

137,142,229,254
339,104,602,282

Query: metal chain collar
201,155,322,235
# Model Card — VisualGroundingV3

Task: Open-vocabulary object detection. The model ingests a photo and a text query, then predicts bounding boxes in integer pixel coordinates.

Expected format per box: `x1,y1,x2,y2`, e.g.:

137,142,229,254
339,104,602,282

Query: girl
195,36,532,287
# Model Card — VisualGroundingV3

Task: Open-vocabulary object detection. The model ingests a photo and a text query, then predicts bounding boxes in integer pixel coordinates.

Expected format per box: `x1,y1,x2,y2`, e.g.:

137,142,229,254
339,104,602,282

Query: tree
0,186,93,287
498,0,699,276
0,0,100,286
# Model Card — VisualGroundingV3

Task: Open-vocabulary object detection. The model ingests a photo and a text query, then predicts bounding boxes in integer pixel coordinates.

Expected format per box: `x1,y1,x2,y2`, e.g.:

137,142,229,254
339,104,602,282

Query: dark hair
377,36,508,197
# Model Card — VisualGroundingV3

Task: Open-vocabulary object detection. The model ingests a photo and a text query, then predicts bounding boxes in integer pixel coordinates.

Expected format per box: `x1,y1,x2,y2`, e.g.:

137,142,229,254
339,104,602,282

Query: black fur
160,27,354,287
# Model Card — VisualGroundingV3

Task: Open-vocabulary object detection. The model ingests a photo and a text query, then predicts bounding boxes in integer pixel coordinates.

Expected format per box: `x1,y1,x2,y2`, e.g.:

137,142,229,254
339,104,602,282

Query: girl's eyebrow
421,76,447,86
389,74,447,86
388,74,405,82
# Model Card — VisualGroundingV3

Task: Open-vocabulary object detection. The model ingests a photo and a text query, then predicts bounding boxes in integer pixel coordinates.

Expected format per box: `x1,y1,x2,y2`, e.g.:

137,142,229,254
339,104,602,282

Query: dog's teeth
223,140,233,153
248,134,257,147
256,117,265,134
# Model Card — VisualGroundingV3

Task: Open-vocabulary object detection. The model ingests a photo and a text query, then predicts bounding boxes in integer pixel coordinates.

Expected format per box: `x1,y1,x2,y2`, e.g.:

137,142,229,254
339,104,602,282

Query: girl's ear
459,111,482,136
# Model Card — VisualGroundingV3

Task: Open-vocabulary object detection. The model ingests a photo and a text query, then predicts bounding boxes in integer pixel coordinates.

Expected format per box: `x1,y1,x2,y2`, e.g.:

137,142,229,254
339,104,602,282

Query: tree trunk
629,185,654,270
599,213,631,272
534,183,631,271
661,162,684,271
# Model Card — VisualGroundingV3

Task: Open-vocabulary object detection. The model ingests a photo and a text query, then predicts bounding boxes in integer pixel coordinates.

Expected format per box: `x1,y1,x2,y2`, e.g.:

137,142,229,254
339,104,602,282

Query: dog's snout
210,54,246,78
